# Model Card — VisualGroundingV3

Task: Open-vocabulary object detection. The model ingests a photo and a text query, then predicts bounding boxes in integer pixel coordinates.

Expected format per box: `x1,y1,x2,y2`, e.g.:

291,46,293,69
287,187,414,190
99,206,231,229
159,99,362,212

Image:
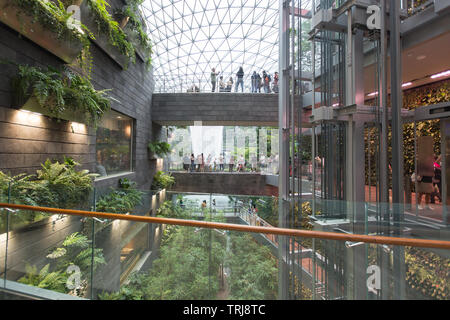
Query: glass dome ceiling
141,0,311,93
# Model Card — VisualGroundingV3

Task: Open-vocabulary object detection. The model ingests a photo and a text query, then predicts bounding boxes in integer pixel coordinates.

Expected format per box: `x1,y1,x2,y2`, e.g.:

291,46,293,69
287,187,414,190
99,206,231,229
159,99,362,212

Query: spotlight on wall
70,121,86,134
17,109,43,124
402,82,412,88
430,70,450,79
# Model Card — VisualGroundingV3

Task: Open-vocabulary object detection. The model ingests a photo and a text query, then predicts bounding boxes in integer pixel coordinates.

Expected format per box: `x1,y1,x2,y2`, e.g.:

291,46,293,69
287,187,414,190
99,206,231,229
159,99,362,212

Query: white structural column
278,0,291,300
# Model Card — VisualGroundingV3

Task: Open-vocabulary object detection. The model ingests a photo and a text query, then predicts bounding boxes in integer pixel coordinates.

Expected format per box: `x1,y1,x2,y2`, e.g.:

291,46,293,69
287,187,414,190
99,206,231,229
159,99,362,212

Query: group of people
181,153,278,173
210,67,279,93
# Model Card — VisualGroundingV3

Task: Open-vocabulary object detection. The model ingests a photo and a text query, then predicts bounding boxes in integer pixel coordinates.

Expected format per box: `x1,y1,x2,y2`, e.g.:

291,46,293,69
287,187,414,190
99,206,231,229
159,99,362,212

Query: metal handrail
1,202,450,249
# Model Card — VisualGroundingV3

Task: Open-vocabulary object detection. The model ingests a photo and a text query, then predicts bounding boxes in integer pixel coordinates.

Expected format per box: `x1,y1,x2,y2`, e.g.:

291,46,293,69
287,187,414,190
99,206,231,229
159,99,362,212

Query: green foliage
0,157,96,209
151,171,175,190
18,232,106,297
148,141,171,157
35,157,97,208
18,264,67,292
11,64,113,127
227,233,278,299
10,0,86,43
86,0,135,67
156,200,188,219
365,80,449,184
96,186,143,214
100,225,225,300
118,0,153,68
9,0,92,69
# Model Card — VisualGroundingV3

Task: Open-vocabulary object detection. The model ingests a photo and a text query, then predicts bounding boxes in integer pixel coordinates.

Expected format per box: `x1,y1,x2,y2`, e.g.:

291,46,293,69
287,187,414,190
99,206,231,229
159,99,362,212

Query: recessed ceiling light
416,55,426,60
402,82,412,87
431,70,450,79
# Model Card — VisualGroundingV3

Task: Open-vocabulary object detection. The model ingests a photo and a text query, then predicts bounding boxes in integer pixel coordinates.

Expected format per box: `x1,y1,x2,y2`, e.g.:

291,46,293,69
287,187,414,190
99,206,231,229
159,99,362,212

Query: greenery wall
365,79,450,184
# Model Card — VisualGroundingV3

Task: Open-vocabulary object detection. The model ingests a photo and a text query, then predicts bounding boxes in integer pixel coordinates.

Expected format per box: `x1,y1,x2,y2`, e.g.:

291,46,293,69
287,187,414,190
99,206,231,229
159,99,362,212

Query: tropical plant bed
80,1,132,69
0,0,84,63
10,64,113,126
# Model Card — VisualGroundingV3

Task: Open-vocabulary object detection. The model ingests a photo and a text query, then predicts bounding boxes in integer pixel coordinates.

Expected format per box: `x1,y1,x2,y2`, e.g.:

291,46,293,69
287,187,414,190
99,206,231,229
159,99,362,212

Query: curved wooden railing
1,202,450,250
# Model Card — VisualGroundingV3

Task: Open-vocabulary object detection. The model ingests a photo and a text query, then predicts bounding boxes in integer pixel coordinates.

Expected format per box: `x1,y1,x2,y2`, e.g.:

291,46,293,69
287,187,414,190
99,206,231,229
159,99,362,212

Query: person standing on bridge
257,72,262,93
211,68,220,92
235,66,244,92
190,153,195,172
183,154,190,172
251,71,258,93
229,155,235,172
272,72,279,93
200,153,205,172
219,155,224,171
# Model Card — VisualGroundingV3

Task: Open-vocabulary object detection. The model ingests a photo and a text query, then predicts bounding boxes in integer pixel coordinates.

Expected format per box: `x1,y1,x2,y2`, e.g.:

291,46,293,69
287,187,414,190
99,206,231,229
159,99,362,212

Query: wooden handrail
1,202,450,249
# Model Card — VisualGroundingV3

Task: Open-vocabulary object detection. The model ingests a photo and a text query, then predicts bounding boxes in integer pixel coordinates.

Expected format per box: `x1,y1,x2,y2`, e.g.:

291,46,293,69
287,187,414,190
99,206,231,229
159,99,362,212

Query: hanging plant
117,0,153,69
10,63,116,127
84,0,135,67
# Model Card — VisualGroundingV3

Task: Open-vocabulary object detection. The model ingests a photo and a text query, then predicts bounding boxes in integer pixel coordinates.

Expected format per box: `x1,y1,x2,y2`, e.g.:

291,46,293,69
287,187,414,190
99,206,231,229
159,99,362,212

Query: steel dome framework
141,0,311,93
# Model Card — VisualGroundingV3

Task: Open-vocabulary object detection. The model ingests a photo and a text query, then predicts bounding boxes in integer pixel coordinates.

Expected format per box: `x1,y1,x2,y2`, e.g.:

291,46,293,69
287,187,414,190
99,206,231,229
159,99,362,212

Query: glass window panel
96,110,133,177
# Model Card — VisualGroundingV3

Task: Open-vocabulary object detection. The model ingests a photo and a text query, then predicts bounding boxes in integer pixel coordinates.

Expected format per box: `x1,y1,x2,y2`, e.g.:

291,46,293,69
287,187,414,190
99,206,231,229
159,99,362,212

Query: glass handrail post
90,187,97,300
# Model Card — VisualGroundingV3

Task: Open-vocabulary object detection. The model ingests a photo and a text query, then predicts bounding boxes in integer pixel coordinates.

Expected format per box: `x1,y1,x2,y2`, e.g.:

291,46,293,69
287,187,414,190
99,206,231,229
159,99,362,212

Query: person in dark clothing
211,68,219,92
262,70,271,93
251,71,258,93
256,72,262,92
235,66,244,92
431,155,442,204
272,72,279,93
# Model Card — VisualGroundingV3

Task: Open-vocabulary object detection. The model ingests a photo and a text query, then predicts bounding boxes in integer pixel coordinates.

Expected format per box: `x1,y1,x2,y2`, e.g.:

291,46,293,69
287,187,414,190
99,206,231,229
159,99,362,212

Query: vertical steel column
279,0,291,300
389,0,405,300
441,120,448,226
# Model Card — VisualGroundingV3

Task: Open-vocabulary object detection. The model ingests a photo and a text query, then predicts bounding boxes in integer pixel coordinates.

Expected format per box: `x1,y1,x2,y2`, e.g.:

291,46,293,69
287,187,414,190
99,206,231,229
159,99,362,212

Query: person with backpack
262,70,271,93
235,66,244,92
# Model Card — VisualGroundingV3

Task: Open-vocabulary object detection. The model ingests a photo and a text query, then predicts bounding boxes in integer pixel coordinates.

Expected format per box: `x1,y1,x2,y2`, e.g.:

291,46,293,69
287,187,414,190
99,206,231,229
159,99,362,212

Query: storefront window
96,110,133,177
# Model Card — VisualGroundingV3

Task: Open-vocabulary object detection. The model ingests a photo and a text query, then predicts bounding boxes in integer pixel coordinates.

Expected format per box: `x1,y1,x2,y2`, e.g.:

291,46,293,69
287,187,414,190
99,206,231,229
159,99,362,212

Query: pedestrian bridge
151,93,313,127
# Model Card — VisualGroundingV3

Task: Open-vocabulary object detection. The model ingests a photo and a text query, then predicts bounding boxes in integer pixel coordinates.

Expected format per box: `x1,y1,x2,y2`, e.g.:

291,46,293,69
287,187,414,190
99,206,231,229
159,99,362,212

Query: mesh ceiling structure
141,0,312,93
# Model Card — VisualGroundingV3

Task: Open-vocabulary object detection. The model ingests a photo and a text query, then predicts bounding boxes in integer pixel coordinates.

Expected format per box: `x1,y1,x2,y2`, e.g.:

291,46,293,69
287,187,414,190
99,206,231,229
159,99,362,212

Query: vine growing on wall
116,0,153,69
85,0,135,67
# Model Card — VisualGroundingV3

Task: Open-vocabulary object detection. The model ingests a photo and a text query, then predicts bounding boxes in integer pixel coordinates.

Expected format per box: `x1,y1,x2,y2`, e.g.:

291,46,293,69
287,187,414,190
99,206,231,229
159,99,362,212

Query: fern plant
117,0,153,68
151,171,175,190
96,182,143,214
86,0,135,67
18,264,67,293
148,141,171,157
11,64,114,127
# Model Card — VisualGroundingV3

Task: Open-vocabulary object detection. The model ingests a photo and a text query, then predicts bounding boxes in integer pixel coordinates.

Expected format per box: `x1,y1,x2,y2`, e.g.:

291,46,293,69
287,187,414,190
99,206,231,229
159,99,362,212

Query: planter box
124,27,150,64
21,96,86,123
0,0,84,63
80,2,130,69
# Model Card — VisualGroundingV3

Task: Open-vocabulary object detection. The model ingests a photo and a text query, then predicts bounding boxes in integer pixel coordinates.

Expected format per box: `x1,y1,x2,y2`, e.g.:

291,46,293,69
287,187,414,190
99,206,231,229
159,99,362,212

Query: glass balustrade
0,187,448,300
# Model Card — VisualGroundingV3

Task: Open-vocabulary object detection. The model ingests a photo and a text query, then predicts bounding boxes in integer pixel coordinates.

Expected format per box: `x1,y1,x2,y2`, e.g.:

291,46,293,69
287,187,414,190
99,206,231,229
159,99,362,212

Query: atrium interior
0,0,449,301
